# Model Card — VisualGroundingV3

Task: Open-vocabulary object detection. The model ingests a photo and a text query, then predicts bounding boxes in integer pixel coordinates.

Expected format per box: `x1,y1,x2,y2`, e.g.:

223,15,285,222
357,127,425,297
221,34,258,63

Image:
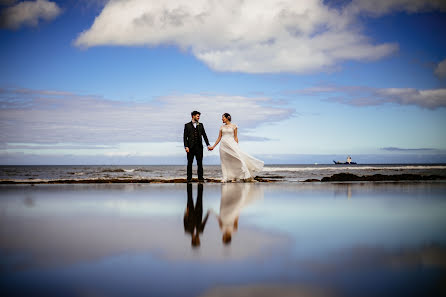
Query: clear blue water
1,182,445,297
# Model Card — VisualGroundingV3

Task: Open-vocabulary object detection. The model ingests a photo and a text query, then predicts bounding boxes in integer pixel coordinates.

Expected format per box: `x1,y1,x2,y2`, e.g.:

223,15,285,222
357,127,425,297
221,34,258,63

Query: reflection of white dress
219,125,264,182
219,183,263,234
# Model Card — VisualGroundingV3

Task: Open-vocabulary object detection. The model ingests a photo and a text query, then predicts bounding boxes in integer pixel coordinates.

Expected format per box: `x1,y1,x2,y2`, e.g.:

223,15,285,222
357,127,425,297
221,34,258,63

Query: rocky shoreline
0,176,276,184
1,173,445,184
305,173,446,182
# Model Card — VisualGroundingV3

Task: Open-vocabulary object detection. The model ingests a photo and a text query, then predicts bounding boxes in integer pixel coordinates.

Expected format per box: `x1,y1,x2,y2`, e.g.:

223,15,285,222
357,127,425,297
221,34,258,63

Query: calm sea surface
1,182,445,297
1,164,446,182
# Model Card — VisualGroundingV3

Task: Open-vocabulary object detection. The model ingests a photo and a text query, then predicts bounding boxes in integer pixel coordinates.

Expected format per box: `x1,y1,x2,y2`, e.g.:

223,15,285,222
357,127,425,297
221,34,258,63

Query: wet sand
1,182,445,297
0,176,277,184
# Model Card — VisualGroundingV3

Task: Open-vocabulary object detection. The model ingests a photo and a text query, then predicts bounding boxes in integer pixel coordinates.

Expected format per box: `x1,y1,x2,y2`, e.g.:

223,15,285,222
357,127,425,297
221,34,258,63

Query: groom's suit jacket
183,121,210,149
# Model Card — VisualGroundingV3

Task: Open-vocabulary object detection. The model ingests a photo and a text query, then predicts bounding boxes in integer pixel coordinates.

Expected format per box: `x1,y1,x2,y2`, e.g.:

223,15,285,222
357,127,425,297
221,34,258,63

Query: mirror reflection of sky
1,183,445,297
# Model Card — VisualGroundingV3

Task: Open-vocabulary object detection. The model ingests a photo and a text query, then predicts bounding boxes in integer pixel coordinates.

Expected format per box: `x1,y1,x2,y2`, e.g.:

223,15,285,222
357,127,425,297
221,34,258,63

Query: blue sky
1,0,445,164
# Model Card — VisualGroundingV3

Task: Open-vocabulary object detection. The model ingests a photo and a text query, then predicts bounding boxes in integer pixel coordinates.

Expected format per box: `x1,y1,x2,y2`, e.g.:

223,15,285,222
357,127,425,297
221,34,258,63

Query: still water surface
1,182,445,297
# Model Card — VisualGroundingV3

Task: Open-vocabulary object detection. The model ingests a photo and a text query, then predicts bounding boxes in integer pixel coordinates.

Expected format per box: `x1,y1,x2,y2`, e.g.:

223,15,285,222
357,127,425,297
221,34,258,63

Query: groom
184,111,212,182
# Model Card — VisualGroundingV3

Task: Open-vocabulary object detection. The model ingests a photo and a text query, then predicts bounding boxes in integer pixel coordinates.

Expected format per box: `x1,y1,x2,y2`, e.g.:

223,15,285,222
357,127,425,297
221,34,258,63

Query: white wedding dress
219,125,264,182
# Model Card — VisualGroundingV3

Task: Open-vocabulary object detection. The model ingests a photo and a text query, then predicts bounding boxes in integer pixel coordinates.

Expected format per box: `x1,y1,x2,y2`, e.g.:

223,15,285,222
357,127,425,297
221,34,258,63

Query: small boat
333,156,357,165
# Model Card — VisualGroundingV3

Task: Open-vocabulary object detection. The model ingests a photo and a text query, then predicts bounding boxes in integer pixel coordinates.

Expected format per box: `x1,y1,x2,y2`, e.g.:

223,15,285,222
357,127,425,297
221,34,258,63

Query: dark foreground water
1,182,445,297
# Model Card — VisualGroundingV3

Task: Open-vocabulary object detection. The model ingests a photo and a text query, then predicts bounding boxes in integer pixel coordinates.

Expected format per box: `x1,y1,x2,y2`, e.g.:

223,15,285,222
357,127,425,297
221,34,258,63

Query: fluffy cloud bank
374,88,446,109
0,0,61,29
74,0,401,74
298,85,446,109
0,88,293,145
74,0,446,74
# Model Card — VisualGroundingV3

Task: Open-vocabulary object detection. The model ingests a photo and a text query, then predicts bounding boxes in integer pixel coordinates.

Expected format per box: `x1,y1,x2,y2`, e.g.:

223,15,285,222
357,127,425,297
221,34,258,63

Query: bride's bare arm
234,126,238,143
211,129,222,149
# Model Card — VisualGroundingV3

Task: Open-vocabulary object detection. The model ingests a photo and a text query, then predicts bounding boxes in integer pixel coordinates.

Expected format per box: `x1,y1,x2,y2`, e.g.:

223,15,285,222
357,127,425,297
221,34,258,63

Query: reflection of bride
216,183,263,244
210,113,264,182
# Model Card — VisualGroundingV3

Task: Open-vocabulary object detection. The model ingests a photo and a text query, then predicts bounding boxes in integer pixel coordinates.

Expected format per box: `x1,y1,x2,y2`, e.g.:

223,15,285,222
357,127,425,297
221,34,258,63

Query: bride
209,113,264,182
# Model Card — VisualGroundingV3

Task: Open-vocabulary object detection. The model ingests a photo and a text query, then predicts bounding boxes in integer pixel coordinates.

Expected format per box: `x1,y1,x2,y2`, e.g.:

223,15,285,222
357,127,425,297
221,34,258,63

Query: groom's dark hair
191,111,201,117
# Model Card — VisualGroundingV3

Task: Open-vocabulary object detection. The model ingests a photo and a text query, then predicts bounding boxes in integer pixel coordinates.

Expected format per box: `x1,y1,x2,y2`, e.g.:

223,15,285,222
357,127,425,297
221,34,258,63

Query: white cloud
376,88,446,109
435,59,446,79
0,88,293,145
0,0,61,29
74,0,399,74
297,85,446,109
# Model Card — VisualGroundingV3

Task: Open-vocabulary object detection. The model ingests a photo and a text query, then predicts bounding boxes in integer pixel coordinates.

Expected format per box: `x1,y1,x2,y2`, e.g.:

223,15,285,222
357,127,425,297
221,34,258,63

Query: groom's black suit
183,121,210,181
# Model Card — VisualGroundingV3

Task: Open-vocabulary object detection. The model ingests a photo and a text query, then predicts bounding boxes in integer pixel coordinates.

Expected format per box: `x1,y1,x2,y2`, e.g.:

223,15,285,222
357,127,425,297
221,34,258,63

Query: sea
1,169,446,296
1,164,446,182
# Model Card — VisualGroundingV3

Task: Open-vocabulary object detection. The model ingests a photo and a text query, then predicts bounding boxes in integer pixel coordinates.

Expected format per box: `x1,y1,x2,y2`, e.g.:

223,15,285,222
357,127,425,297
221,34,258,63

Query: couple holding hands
183,110,263,182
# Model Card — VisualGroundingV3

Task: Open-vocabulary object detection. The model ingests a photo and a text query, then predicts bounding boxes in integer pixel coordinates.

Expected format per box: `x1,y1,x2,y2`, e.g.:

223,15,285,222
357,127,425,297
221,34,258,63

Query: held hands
186,146,213,152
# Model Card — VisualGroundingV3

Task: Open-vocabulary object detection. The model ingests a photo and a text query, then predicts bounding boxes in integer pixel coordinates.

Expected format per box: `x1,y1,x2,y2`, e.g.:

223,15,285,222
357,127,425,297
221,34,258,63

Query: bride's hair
223,113,231,121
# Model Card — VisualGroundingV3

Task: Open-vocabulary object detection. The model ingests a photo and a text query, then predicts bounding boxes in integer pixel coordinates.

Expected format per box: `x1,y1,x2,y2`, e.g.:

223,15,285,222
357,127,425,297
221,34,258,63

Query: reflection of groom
184,183,210,247
183,111,211,182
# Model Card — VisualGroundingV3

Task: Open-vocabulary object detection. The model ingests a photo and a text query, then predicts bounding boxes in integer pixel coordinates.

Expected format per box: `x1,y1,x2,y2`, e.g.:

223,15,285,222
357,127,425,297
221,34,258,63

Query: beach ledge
308,173,445,182
0,176,277,184
0,173,445,184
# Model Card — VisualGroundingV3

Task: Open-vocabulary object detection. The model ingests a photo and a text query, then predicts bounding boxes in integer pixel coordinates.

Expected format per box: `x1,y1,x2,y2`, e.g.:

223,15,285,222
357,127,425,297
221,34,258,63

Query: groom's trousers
187,146,203,181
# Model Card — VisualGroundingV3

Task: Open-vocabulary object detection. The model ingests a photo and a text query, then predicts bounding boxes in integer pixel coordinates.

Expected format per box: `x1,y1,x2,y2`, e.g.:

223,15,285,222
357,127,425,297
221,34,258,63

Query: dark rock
254,177,274,182
321,173,360,182
256,175,285,179
321,173,446,182
303,179,321,182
